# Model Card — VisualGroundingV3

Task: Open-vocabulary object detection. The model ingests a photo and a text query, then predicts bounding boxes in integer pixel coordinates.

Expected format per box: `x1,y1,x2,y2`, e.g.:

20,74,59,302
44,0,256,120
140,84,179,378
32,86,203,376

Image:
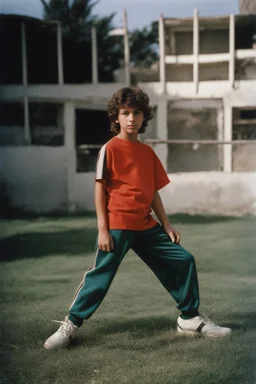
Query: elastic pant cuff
68,314,83,327
181,311,199,320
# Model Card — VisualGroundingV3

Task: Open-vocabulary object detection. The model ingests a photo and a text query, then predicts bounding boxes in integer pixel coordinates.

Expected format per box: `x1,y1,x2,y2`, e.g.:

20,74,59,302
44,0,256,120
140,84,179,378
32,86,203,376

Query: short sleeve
153,152,170,191
95,144,107,180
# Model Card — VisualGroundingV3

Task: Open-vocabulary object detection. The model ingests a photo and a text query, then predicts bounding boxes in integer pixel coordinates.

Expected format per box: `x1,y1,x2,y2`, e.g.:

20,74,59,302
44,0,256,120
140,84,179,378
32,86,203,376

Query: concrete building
239,0,256,14
0,10,256,216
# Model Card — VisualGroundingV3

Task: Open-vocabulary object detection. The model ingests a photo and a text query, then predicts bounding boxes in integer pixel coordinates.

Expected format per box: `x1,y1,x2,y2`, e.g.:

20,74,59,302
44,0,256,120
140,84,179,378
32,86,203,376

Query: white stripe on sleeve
95,144,107,180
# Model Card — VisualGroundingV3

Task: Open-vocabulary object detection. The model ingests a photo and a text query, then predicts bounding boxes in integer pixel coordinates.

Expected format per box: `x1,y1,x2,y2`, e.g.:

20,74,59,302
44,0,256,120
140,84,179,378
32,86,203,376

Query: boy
44,87,231,349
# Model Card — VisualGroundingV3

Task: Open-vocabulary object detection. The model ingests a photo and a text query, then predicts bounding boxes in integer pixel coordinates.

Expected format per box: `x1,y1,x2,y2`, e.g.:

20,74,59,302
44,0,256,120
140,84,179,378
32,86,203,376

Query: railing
144,139,256,145
77,144,102,150
76,140,256,173
144,138,256,173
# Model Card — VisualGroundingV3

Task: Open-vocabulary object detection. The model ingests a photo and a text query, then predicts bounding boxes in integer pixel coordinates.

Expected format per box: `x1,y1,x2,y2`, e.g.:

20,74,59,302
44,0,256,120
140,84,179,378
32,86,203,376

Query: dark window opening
26,23,58,84
240,109,256,120
0,18,22,84
233,107,256,171
75,109,112,172
0,102,24,146
167,106,222,172
235,18,256,50
235,17,256,80
29,103,64,146
233,108,256,140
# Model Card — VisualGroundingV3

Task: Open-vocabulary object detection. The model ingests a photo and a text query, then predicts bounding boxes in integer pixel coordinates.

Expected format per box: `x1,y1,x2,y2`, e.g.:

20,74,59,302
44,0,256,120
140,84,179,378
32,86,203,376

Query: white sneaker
44,316,78,349
177,314,232,337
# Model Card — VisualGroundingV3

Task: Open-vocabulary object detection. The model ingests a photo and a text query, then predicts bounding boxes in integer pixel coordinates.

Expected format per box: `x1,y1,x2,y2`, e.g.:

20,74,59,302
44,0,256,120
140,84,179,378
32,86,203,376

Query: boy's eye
121,111,141,115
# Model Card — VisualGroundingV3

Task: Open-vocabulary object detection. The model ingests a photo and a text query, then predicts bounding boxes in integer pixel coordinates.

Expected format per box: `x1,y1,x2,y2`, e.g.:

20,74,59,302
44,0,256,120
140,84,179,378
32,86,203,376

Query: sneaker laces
52,318,75,337
199,313,221,329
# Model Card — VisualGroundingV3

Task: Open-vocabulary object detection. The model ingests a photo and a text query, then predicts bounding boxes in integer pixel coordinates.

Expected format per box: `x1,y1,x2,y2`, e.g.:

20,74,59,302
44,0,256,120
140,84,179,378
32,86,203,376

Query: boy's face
116,105,144,139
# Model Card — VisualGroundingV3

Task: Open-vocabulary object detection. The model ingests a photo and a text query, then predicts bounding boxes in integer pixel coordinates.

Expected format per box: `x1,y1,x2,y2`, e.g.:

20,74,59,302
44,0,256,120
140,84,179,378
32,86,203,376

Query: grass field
0,215,256,384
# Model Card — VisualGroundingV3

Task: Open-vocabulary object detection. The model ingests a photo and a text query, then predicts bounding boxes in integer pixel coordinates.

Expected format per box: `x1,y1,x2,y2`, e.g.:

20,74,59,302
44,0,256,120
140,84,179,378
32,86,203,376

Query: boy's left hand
164,225,181,244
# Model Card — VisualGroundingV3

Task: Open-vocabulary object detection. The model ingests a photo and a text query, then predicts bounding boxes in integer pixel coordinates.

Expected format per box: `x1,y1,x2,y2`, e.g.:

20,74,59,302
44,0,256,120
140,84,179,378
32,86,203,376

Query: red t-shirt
96,136,170,230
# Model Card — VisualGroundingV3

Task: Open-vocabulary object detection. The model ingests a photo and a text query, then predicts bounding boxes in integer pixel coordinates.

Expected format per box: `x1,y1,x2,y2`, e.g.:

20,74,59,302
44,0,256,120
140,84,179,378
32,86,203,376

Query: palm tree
130,22,158,68
40,0,159,83
40,0,123,82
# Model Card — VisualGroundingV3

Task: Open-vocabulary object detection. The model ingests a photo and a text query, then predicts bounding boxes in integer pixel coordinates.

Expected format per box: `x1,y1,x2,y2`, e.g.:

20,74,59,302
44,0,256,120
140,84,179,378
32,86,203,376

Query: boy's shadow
70,312,256,349
71,316,193,349
95,315,174,335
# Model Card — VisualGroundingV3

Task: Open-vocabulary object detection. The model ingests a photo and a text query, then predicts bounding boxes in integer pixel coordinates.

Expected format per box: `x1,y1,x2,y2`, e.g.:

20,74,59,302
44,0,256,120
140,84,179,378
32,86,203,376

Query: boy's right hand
98,229,114,252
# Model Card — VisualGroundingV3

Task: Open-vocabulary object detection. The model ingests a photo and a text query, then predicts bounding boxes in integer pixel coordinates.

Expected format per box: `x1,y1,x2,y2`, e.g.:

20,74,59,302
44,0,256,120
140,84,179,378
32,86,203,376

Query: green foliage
39,0,159,81
40,0,123,82
130,22,158,68
41,0,97,39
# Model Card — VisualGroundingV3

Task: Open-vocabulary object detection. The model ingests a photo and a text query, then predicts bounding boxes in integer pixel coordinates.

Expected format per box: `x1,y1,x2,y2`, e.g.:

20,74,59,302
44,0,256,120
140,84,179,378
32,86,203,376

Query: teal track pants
69,224,200,326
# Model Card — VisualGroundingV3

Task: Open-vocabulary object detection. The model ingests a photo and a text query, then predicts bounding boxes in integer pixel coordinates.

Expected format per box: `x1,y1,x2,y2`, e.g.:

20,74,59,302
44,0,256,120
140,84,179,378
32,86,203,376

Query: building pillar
216,106,224,170
193,8,199,93
24,97,31,145
64,102,76,211
229,14,235,88
57,22,64,85
223,102,233,172
123,9,130,86
159,14,166,95
91,26,98,84
21,22,28,86
156,99,168,171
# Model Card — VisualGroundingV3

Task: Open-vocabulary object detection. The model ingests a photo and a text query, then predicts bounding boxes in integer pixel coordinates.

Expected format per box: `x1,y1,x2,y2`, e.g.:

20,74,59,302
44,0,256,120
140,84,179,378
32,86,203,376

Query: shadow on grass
70,312,256,350
0,209,97,220
95,315,175,335
0,214,247,262
70,315,179,349
0,228,98,262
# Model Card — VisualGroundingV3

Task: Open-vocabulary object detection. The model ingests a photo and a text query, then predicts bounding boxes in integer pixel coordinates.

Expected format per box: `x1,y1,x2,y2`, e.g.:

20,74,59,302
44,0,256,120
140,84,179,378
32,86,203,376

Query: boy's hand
164,224,181,244
98,229,114,252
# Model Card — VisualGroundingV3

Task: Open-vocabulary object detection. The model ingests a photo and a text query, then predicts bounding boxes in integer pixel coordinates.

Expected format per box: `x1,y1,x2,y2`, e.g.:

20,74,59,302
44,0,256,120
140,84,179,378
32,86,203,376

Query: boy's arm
94,180,114,252
151,191,180,243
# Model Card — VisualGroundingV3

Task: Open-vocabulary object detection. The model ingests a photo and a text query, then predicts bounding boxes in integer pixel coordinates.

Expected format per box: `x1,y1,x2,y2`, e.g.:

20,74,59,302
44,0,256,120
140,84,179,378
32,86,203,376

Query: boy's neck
116,133,139,142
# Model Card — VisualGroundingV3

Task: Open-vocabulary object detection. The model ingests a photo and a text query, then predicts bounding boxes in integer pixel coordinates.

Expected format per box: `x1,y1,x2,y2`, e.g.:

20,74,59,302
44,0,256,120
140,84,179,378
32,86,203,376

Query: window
232,107,256,171
29,103,64,146
0,103,25,146
75,109,112,172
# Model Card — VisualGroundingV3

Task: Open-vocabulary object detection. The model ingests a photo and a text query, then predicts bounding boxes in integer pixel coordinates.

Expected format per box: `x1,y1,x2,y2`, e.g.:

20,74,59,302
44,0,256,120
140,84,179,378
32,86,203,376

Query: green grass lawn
0,215,256,384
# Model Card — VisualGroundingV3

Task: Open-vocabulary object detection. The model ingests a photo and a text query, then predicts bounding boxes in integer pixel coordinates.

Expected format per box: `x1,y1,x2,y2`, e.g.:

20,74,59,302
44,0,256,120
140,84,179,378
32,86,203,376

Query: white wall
0,84,126,102
1,149,255,216
1,82,256,216
0,147,67,212
74,173,95,211
73,172,256,216
0,125,25,145
141,81,256,105
160,172,256,216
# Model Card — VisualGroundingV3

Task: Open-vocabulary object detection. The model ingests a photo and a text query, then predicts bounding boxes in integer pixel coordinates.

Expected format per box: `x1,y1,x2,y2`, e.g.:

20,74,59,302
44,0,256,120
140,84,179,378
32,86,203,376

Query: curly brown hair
106,87,153,135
